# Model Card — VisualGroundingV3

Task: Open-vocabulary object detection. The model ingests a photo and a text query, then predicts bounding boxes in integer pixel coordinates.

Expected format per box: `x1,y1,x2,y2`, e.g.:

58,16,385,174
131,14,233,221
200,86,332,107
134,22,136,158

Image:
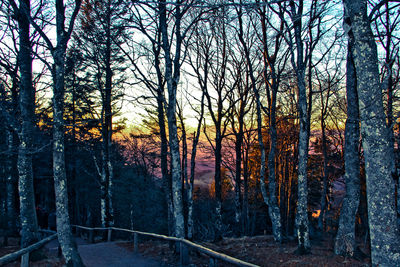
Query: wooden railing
0,230,57,267
73,225,259,267
0,226,259,267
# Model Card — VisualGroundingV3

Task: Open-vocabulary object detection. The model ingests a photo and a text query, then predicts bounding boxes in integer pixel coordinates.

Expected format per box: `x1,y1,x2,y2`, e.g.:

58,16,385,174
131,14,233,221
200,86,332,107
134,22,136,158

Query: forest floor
119,234,371,267
1,234,371,266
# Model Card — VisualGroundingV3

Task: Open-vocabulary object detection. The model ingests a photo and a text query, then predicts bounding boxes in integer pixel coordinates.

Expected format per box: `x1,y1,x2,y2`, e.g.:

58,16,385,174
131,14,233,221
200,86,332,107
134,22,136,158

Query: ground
119,235,371,267
1,235,371,266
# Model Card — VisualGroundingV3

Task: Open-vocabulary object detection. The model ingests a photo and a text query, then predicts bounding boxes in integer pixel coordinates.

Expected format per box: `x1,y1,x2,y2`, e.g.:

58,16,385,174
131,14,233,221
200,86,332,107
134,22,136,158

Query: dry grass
119,235,371,267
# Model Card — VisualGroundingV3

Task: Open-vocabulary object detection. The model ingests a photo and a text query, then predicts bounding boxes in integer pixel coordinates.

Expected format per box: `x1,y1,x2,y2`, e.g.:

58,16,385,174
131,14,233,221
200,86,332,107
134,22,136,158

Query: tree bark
343,0,400,265
17,0,38,248
50,0,84,265
289,0,310,253
334,38,360,257
156,86,174,237
159,0,185,239
52,45,84,265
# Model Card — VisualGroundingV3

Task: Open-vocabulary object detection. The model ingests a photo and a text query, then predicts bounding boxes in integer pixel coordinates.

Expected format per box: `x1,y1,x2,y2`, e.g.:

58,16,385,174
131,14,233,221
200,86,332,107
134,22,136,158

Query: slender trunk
317,118,329,230
243,146,249,235
252,79,268,236
178,111,188,237
17,0,38,248
100,147,107,227
51,1,84,263
267,85,282,242
295,70,310,253
334,41,360,257
105,0,114,227
214,132,223,241
71,66,78,225
188,93,204,240
99,0,114,228
157,89,174,236
256,6,282,242
159,0,184,238
53,45,84,265
187,131,195,240
234,128,243,237
343,1,400,264
290,0,310,253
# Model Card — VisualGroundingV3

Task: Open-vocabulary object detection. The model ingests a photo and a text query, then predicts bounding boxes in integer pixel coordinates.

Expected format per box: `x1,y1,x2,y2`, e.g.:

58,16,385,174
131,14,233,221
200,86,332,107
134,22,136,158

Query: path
45,238,166,267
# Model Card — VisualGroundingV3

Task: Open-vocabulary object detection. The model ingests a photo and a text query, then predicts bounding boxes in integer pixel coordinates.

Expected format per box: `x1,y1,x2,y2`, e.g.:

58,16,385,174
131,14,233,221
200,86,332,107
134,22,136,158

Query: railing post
209,257,218,267
89,229,94,244
21,252,29,267
107,228,112,242
179,241,189,266
133,233,138,253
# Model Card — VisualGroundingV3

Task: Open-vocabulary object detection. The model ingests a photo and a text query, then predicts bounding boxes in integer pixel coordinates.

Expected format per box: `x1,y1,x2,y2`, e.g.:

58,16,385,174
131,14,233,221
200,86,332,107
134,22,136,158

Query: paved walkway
46,238,166,267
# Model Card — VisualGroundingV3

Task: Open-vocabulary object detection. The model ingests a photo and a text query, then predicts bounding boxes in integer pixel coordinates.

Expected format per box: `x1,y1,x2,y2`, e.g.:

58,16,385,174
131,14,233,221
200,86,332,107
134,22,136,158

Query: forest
0,0,400,266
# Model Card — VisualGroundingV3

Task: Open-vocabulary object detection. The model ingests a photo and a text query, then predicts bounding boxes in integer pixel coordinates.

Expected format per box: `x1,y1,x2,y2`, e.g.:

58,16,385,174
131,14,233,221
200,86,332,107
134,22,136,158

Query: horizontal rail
0,233,57,266
72,225,259,267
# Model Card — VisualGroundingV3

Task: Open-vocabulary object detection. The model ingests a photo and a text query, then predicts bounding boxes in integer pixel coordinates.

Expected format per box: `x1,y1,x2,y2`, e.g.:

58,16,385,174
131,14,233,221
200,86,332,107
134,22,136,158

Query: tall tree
77,0,127,228
201,11,233,240
16,0,85,264
287,0,310,252
123,2,175,236
334,37,361,258
343,0,400,265
8,0,39,248
159,0,199,239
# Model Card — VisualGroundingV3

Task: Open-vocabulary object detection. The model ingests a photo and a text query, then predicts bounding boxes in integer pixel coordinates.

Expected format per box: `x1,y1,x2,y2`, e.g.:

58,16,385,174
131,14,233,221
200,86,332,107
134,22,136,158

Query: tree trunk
159,0,185,238
99,0,114,228
17,0,38,248
242,146,249,235
188,93,204,240
234,128,243,237
156,88,174,236
317,116,329,230
51,1,84,264
52,44,84,265
289,0,310,253
343,1,400,265
334,38,360,257
214,132,223,241
267,84,282,242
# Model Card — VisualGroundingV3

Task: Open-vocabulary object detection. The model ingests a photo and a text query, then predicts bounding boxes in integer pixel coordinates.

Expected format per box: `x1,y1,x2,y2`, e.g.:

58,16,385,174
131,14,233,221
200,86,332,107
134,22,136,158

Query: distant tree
124,2,174,235
64,46,100,226
76,0,128,228
315,56,344,231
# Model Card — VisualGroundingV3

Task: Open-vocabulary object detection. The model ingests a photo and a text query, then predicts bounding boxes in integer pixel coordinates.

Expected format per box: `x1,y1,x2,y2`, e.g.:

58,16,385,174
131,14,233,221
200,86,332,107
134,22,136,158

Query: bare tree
343,0,400,265
334,36,361,258
11,0,85,264
8,0,39,248
158,0,202,239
